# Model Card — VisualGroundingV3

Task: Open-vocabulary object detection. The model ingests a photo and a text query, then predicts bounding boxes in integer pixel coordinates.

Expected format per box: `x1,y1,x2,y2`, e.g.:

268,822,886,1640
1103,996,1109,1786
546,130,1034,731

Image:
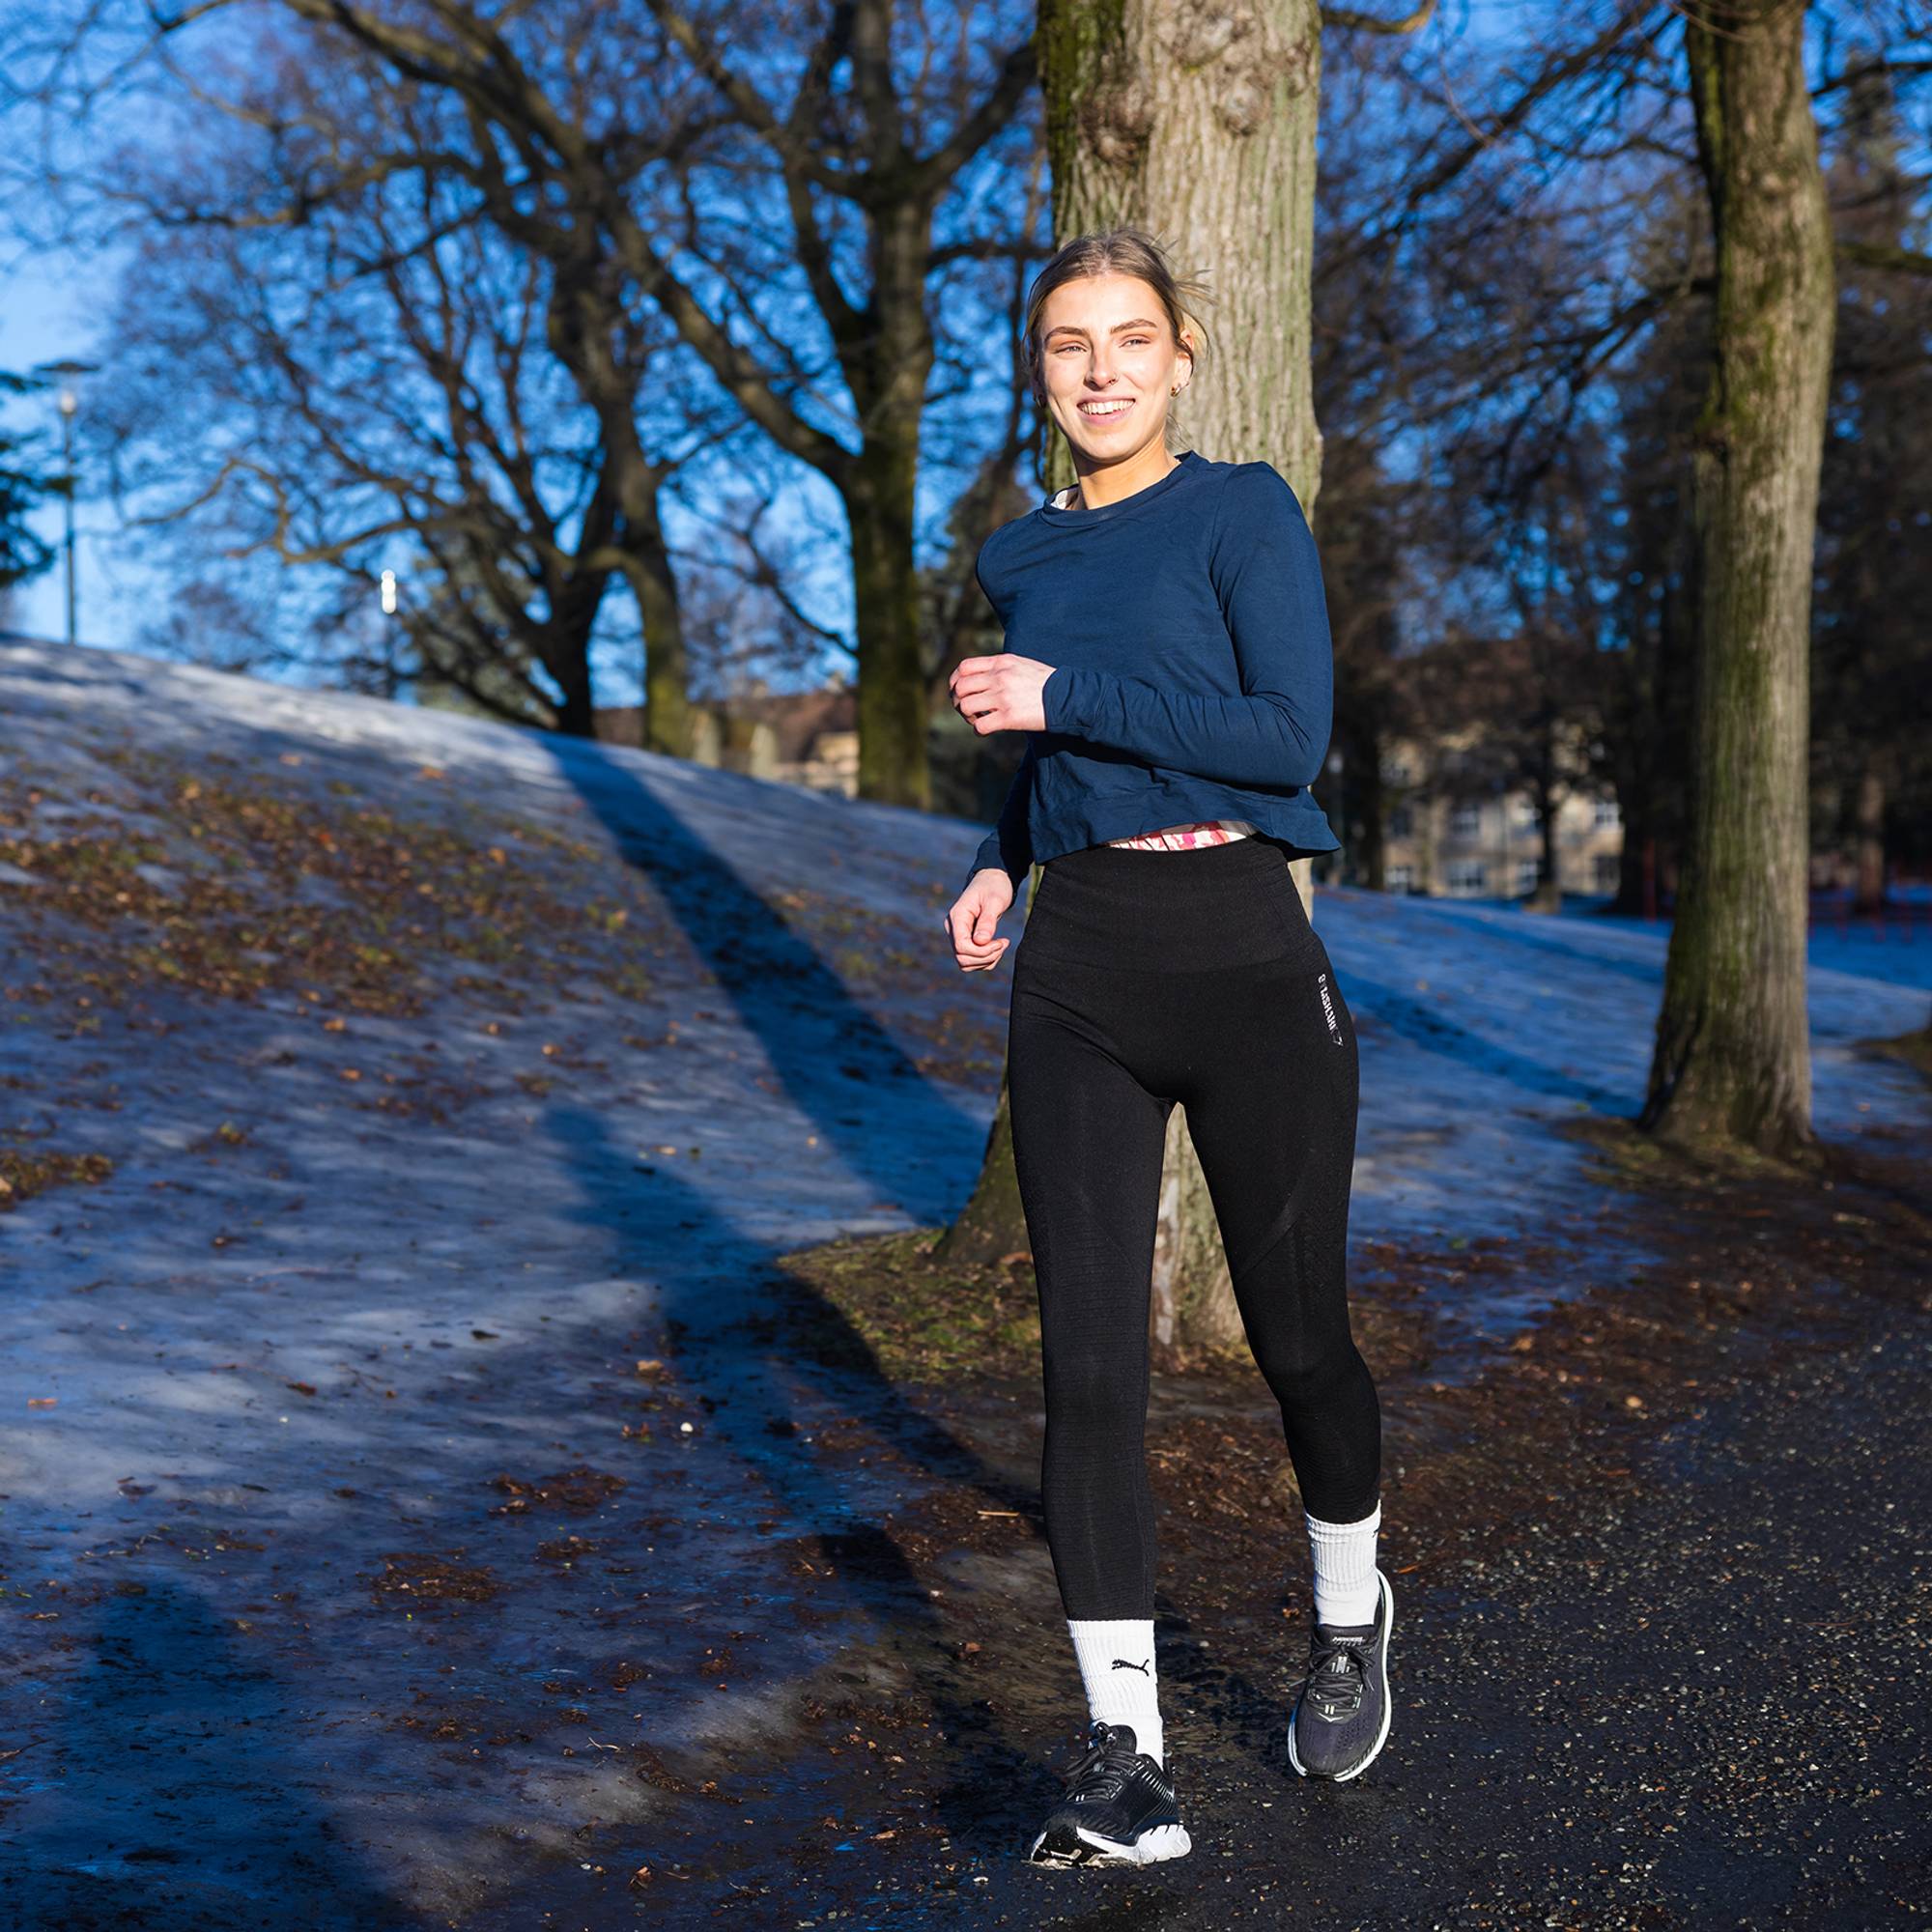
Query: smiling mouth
1078,398,1135,422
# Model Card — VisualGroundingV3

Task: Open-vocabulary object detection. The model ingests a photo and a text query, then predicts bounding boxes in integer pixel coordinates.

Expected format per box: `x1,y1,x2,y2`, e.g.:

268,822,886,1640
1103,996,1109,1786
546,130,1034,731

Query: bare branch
1321,0,1435,34
1837,239,1932,279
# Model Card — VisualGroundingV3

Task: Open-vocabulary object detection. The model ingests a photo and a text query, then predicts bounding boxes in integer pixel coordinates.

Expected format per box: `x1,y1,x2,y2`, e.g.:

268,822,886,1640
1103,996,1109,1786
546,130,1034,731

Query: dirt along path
619,1116,1932,1929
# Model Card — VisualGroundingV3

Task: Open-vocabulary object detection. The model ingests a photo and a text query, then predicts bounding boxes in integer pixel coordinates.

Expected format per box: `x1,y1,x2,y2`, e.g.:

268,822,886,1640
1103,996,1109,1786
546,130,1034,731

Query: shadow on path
530,740,1055,1853
1,1577,411,1931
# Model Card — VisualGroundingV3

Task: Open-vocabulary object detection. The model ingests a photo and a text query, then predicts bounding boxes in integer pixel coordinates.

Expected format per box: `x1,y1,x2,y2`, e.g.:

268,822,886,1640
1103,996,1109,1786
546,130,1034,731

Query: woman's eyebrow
1043,318,1164,341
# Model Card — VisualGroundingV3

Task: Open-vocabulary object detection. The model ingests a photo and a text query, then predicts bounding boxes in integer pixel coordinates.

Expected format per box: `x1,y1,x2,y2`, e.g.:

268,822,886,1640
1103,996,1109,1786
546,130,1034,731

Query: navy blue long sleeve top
963,448,1341,892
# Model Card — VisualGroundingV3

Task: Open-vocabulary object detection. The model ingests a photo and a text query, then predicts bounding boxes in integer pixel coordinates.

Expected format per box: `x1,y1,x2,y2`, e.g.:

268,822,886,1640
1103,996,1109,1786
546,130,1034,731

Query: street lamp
31,357,99,645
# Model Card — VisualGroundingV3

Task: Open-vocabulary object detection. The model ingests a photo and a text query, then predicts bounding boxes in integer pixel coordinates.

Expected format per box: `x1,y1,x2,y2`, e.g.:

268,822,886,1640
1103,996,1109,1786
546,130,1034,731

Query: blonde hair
1023,225,1213,451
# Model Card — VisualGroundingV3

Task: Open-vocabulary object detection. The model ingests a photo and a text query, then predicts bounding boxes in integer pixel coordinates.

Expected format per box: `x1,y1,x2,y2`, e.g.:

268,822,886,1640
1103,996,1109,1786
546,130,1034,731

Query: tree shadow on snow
0,1577,411,1931
536,741,1052,1854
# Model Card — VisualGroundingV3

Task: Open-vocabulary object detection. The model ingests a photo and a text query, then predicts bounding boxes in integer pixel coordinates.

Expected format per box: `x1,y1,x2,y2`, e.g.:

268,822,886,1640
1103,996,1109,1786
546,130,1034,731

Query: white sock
1066,1618,1164,1765
1305,1502,1381,1627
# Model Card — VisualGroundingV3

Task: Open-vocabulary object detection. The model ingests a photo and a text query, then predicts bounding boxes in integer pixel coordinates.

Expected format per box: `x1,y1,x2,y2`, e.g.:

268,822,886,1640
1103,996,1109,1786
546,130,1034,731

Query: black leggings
1007,834,1379,1622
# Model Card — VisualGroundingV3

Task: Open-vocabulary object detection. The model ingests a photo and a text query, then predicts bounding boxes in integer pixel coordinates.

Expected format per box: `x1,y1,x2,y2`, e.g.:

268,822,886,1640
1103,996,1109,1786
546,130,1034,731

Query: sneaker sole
1028,1822,1193,1868
1287,1568,1395,1783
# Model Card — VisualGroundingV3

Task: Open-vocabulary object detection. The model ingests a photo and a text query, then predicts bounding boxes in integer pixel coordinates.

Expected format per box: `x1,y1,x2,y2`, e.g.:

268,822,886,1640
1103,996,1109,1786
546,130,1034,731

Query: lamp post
380,568,401,700
32,357,99,645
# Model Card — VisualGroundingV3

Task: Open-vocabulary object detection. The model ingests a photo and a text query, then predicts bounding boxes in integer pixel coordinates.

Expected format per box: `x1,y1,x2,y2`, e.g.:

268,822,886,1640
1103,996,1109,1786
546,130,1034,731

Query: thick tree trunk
847,433,930,810
600,426,696,760
547,624,600,738
935,1050,1034,1266
1643,0,1833,1158
844,200,941,810
1037,0,1326,1358
625,501,696,760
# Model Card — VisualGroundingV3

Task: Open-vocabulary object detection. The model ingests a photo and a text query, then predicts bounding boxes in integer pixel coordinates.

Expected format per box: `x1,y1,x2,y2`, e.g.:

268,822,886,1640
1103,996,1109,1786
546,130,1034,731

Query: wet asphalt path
643,1277,1930,1929
1109,1300,1930,1929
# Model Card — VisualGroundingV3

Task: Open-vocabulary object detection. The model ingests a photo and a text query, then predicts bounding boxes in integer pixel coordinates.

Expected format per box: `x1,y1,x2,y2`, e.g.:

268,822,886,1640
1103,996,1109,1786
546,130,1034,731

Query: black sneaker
1026,1721,1191,1867
1287,1567,1394,1781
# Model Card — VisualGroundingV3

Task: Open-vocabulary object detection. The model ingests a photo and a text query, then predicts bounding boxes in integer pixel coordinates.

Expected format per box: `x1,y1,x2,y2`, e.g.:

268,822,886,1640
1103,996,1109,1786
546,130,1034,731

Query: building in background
1372,737,1624,902
595,685,858,794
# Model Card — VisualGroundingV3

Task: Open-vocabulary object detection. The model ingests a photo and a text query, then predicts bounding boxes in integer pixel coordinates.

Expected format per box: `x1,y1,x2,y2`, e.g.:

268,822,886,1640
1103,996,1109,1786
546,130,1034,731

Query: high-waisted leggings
1006,833,1380,1622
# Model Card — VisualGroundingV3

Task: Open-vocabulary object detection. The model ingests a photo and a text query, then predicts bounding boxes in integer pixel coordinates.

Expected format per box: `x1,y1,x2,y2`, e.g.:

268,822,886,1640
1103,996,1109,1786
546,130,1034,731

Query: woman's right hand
948,867,1018,973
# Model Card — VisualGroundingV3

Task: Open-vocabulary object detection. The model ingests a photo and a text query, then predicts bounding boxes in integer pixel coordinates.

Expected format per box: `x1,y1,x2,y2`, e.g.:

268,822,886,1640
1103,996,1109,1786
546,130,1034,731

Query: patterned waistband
1103,818,1259,852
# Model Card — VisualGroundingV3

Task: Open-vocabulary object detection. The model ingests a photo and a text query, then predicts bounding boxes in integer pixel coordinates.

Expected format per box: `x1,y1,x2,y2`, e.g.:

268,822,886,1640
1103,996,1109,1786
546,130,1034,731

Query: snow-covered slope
0,636,1924,1916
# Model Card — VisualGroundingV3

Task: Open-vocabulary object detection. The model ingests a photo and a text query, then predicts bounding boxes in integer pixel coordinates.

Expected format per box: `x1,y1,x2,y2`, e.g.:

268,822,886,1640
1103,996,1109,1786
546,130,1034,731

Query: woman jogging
945,227,1390,1869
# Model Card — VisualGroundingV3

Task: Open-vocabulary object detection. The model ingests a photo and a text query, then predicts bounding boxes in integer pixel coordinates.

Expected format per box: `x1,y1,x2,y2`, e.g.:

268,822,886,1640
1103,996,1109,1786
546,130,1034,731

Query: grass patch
772,1228,1042,1385
1861,1022,1932,1080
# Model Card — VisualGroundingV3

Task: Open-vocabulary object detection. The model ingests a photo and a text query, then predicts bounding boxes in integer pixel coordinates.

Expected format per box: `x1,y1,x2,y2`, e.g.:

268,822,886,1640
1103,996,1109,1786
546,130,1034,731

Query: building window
1593,796,1622,829
1380,757,1411,787
1594,852,1619,892
1449,802,1483,838
1514,858,1541,896
1387,864,1413,894
1514,798,1541,832
1445,859,1487,894
1388,805,1413,839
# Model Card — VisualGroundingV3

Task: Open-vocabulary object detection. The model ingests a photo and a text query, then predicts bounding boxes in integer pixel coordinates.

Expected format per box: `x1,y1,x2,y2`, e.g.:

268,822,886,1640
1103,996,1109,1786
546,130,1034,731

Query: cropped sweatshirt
962,448,1341,893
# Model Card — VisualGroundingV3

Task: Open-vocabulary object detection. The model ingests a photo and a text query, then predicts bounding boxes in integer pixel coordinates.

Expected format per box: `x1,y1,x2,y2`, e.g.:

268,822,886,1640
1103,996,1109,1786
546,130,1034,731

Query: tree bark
1037,0,1327,1358
1643,0,1833,1159
935,1045,1034,1266
1852,764,1886,914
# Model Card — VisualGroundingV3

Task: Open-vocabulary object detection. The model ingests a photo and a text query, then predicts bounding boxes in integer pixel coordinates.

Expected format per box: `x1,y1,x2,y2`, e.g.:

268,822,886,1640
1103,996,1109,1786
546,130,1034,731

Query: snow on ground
0,636,1924,1917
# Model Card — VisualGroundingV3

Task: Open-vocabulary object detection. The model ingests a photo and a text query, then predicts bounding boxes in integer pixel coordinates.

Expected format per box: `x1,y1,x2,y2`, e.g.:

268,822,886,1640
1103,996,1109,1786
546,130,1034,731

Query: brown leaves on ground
0,742,677,1019
488,1465,628,1514
0,1147,114,1213
367,1551,500,1606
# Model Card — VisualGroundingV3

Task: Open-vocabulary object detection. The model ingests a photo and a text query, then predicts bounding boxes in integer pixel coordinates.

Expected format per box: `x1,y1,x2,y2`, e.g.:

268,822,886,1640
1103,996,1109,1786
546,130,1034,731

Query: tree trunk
1852,765,1886,914
1533,778,1563,912
626,494,697,761
1037,0,1326,1358
1356,733,1387,893
846,409,932,809
934,1032,1035,1266
1643,0,1833,1159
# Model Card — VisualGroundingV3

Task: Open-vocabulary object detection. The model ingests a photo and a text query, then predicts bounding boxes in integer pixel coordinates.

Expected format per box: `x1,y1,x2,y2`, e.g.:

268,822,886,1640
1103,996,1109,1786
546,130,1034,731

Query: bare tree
1643,0,1838,1158
1811,71,1932,911
7,0,1040,777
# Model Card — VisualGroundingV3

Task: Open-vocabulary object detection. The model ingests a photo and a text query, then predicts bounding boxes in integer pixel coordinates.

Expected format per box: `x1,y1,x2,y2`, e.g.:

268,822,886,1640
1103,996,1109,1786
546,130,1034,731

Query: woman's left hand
949,653,1056,735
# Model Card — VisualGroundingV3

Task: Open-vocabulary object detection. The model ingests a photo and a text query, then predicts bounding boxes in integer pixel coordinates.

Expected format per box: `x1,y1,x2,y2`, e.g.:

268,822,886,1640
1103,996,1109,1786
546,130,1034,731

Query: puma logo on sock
1110,1658,1151,1675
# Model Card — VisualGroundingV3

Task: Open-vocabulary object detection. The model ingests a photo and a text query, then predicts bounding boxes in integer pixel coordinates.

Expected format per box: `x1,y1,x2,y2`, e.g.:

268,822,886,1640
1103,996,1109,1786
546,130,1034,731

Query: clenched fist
949,653,1057,736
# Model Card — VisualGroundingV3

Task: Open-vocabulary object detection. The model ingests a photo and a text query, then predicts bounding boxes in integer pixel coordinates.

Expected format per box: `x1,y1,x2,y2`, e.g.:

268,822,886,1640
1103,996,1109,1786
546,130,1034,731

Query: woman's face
1036,272,1191,468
